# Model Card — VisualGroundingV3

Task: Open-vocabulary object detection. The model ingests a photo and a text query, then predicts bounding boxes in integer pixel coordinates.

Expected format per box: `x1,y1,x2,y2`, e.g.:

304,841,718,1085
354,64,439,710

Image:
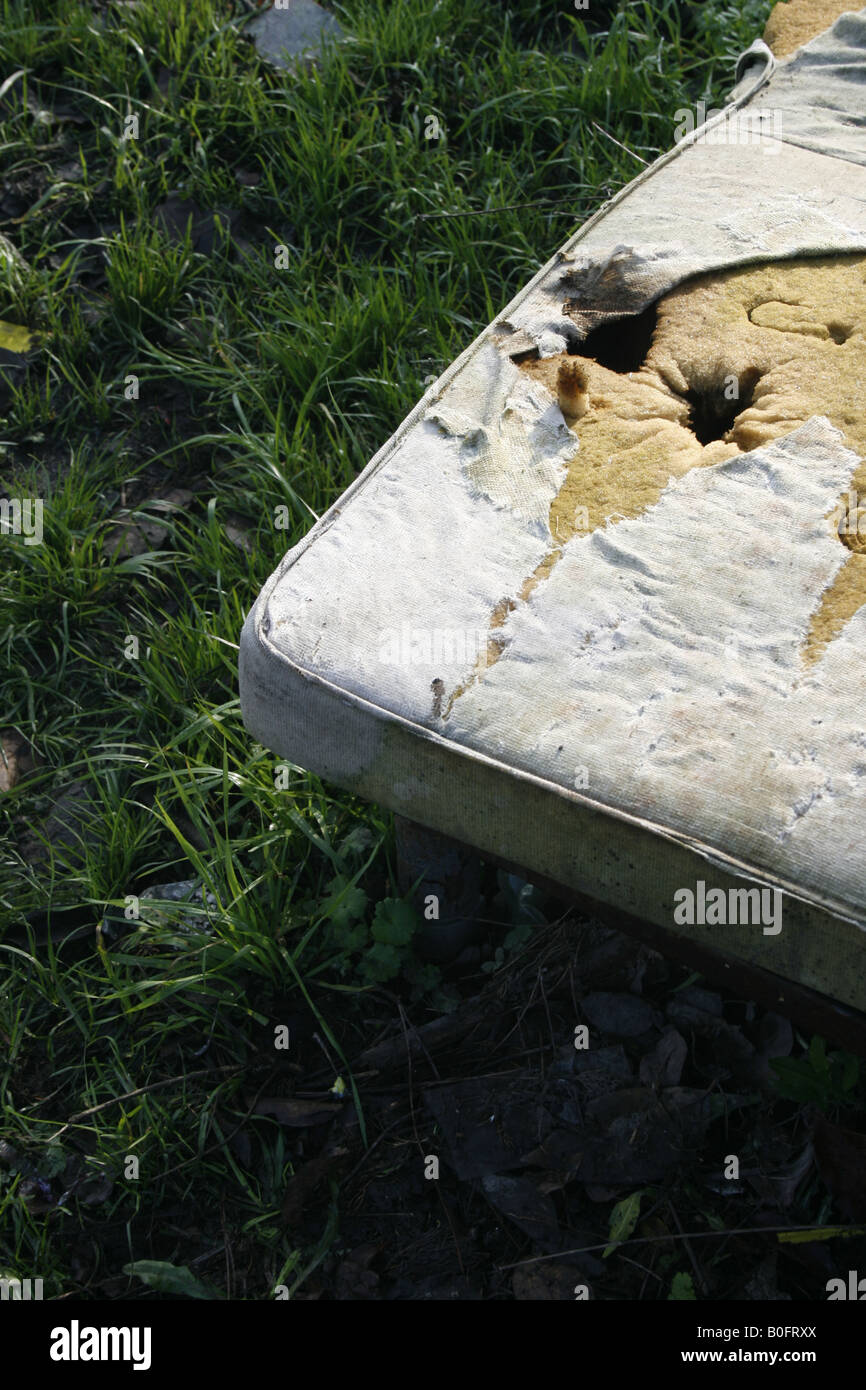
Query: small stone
247,0,344,70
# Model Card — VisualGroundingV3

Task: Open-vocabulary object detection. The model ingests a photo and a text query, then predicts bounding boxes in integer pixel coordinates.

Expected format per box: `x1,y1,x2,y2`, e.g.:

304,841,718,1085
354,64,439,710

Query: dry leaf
253,1095,342,1127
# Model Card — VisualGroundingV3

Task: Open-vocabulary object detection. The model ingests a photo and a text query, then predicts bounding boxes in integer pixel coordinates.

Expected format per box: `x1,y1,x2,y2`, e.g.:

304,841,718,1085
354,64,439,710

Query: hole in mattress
683,367,761,446
509,346,541,365
573,301,657,373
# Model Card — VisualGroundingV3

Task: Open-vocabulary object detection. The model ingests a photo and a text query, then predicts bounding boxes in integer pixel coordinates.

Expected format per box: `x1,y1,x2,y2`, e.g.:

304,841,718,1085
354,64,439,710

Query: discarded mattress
240,7,866,1012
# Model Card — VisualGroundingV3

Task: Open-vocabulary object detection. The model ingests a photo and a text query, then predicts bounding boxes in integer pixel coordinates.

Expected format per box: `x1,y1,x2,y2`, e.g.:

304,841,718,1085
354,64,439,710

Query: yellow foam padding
764,0,858,57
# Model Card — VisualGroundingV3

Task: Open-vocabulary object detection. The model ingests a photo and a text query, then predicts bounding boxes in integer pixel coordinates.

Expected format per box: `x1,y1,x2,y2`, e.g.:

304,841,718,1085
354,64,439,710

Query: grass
0,0,791,1300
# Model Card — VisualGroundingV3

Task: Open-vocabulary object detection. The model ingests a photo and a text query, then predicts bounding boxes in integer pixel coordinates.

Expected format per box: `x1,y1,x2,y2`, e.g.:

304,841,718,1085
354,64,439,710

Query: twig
499,1223,866,1271
47,1063,248,1142
220,1193,235,1300
591,120,649,165
668,1199,708,1297
399,1001,465,1277
538,965,557,1058
312,1029,340,1076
